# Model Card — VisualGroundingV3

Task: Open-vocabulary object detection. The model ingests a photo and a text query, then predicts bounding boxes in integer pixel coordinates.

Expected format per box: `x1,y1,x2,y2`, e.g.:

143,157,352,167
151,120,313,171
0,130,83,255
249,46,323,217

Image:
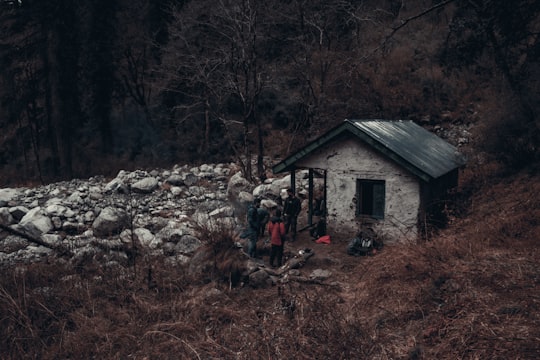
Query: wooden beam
0,223,72,256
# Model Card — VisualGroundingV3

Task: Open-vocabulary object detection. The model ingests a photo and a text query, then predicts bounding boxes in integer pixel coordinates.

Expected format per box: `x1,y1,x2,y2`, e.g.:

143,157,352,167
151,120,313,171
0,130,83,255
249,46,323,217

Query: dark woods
1,0,539,185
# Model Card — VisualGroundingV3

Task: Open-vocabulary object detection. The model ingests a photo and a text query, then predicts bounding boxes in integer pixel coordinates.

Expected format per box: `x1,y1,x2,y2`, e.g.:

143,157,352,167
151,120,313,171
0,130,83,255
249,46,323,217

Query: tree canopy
0,0,538,185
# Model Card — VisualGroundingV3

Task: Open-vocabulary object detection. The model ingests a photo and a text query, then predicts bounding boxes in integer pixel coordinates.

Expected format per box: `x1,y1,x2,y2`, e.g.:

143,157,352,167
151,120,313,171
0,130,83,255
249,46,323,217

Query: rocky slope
0,163,300,270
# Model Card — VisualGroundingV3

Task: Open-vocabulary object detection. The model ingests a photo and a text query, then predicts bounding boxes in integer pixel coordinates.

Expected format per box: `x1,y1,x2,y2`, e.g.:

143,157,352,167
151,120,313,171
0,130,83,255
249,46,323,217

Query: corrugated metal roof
272,119,467,181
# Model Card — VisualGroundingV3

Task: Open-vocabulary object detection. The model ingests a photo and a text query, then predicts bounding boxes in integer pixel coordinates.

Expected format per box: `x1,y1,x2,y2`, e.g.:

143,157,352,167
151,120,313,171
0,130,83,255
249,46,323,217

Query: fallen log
287,274,324,285
264,248,316,277
0,223,72,256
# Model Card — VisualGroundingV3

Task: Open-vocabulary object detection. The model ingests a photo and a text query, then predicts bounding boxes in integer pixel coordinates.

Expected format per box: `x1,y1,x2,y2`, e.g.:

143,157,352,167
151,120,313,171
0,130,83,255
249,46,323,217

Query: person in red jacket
268,209,286,267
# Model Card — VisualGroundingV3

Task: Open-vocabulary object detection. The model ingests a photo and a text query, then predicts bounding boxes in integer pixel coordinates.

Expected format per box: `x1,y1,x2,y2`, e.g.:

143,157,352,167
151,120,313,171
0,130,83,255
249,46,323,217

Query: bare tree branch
384,0,457,43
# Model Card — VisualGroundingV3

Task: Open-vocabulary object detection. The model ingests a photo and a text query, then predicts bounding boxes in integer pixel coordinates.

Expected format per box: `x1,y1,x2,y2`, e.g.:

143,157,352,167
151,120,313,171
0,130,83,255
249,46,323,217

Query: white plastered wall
296,137,420,243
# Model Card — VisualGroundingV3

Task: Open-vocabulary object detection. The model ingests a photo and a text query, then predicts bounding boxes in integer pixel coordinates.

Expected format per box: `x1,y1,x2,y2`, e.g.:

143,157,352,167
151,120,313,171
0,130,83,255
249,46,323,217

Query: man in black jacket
246,198,261,257
283,188,301,241
257,206,270,237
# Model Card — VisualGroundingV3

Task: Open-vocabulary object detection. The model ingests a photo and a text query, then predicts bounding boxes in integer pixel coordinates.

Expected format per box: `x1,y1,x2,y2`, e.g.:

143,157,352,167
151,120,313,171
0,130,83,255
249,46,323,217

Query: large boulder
131,177,159,193
165,174,184,186
0,207,14,225
253,182,282,200
227,172,252,199
183,173,199,186
19,207,54,235
105,177,126,193
9,206,29,221
120,228,161,249
175,234,202,255
0,188,19,205
92,207,129,237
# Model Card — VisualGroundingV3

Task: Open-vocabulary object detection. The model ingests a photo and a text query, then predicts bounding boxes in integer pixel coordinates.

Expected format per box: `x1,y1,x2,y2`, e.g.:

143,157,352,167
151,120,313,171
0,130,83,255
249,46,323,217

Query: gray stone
92,207,129,237
0,207,14,225
309,269,332,281
62,221,85,234
9,206,29,221
166,174,184,186
174,234,202,255
105,178,125,193
156,225,184,243
227,172,252,199
131,177,159,193
170,186,183,197
183,173,199,187
45,204,69,217
0,188,19,203
0,235,28,253
19,207,53,234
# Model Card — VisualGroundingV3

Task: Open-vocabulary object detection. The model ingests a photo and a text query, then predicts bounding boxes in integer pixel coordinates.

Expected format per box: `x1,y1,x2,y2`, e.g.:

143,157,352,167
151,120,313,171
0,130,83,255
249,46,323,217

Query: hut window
356,179,385,219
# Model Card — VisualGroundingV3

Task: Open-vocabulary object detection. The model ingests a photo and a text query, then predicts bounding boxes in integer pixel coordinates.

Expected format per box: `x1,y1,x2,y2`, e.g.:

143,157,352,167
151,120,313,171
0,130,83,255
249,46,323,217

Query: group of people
245,188,301,267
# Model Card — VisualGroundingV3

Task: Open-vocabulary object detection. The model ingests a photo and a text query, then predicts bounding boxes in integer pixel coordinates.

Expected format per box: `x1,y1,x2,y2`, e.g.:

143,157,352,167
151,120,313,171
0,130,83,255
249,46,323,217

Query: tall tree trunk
90,0,116,153
244,116,252,181
204,99,210,156
256,103,265,181
53,1,81,178
42,23,61,179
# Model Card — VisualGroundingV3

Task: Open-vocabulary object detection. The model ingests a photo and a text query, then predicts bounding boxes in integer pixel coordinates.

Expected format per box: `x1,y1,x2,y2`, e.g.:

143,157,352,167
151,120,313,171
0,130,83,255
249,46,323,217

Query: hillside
336,165,540,358
0,158,538,359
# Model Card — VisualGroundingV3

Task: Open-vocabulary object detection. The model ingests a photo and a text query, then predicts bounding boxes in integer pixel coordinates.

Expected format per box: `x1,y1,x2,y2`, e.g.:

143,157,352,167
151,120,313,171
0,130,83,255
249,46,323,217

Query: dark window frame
356,179,385,219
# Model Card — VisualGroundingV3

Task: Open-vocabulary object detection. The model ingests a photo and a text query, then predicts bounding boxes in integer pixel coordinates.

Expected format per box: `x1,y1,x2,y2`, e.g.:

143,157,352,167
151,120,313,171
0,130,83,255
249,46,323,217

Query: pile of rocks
0,163,298,270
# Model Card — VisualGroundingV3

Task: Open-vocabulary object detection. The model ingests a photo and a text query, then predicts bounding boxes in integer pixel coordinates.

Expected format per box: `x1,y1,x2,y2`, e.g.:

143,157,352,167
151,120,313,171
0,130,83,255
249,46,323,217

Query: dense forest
1,0,539,186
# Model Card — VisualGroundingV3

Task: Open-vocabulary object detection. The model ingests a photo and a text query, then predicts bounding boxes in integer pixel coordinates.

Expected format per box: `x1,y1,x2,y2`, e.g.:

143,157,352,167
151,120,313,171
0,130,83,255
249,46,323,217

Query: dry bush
0,227,372,359
473,86,540,172
193,225,248,287
347,235,539,358
365,43,468,123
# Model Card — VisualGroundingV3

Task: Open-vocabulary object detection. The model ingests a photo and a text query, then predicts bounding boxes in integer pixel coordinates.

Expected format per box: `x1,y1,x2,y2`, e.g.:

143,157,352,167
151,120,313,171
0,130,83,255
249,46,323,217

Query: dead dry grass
0,163,539,359
342,164,540,359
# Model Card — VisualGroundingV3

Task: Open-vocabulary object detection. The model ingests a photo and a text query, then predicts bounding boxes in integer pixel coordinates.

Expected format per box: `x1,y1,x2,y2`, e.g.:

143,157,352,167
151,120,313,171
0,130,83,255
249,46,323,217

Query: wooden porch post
290,169,295,194
308,168,314,226
323,170,327,216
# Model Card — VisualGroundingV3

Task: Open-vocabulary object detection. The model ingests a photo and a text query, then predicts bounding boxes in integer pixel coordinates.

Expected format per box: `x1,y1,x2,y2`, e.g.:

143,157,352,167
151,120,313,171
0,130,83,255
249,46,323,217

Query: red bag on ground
315,235,331,244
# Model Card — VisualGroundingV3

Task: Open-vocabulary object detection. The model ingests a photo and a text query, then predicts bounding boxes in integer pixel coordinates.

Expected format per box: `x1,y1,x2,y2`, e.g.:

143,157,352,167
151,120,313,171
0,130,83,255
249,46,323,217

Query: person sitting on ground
310,216,326,239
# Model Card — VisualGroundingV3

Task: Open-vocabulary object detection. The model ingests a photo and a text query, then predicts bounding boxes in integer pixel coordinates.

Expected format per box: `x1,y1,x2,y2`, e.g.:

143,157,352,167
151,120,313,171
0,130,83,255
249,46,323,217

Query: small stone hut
272,119,467,243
